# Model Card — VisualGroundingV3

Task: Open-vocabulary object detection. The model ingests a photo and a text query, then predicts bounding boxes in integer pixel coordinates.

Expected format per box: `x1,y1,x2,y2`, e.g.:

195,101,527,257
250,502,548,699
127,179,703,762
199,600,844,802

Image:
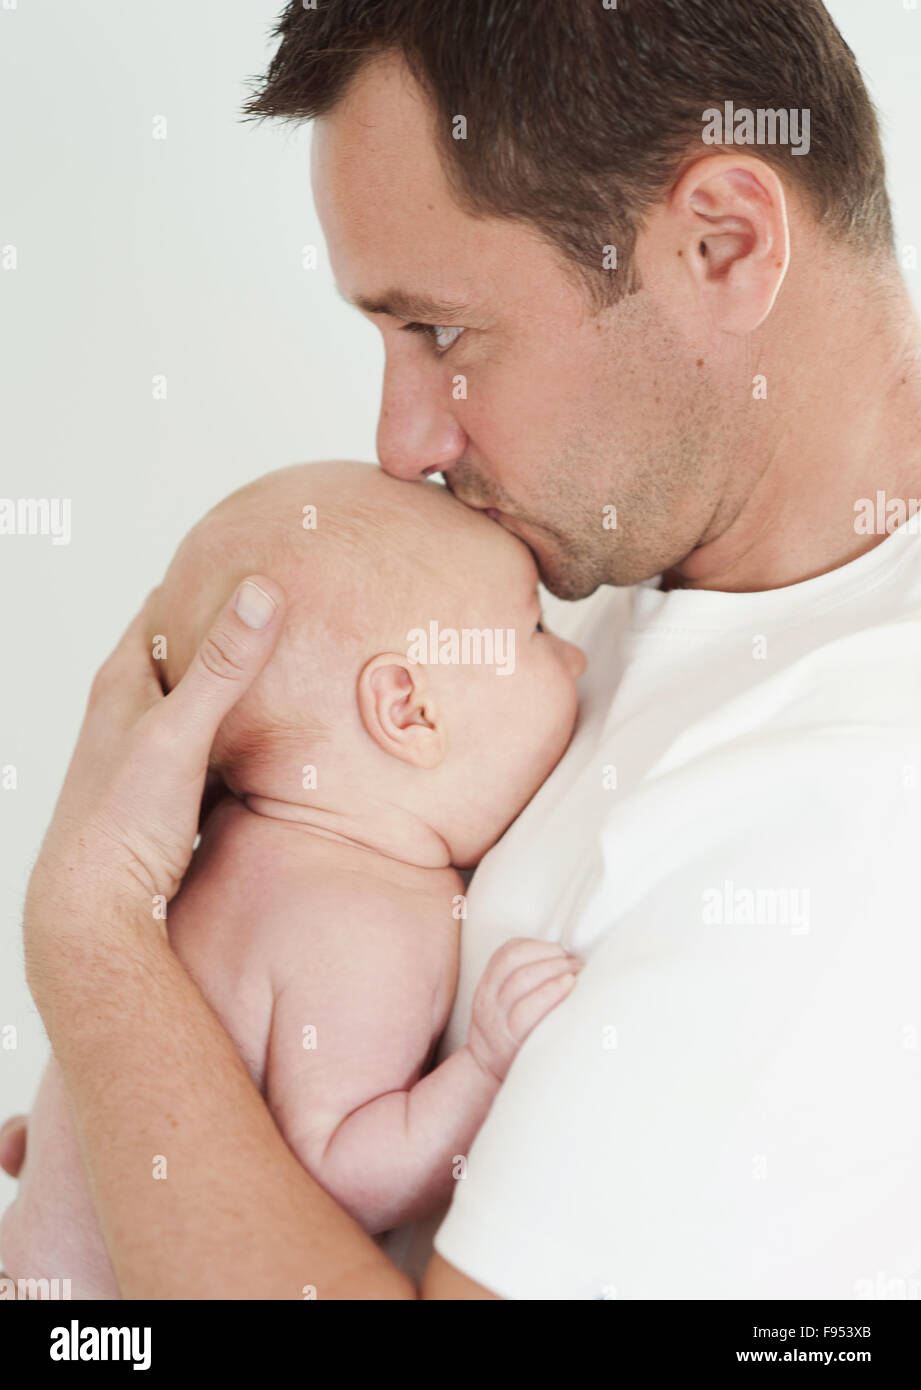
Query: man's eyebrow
339,287,470,322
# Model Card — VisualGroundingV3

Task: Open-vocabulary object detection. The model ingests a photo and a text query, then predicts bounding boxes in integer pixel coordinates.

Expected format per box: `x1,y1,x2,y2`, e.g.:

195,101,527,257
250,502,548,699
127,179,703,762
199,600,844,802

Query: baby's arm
267,931,582,1234
0,1057,119,1298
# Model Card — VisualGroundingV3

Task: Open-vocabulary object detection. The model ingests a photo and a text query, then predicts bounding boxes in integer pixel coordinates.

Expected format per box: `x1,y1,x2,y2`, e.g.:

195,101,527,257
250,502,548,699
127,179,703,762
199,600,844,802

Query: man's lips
448,486,525,535
453,493,545,559
452,490,501,519
471,500,507,524
484,507,526,541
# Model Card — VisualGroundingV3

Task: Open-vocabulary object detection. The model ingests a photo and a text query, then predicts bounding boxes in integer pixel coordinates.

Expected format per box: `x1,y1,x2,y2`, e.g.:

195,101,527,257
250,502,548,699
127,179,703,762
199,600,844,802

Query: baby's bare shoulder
166,798,463,1097
170,797,462,985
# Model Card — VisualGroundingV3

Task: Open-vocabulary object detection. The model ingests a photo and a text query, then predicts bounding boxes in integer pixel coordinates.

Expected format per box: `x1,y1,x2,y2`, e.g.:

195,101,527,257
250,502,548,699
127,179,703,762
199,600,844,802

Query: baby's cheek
542,670,581,764
519,691,576,796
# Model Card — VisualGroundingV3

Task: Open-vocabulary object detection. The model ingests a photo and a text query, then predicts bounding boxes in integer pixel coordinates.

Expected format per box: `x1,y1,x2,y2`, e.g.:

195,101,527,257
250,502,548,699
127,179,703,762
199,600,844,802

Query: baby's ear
357,654,445,770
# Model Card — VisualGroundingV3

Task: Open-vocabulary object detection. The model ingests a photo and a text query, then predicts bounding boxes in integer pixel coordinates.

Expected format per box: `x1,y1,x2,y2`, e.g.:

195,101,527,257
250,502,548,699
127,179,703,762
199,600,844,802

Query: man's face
311,54,727,597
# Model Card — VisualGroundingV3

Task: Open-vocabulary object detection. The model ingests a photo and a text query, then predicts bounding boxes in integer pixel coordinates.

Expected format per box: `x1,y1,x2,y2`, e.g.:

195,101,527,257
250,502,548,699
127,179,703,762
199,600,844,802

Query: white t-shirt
429,519,921,1299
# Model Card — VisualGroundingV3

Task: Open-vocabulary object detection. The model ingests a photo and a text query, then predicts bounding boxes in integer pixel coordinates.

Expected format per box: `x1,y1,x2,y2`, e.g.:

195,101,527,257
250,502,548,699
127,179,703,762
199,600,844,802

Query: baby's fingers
506,966,581,1044
481,937,569,987
0,1115,27,1179
498,952,582,1013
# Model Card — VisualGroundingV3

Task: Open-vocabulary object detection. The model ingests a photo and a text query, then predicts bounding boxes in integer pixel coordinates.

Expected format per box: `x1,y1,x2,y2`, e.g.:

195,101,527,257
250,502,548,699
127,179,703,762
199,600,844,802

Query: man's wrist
24,893,169,1041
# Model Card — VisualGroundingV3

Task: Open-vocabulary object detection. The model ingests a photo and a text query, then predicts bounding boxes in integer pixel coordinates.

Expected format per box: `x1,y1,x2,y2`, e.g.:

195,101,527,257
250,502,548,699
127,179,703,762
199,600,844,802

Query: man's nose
376,359,468,481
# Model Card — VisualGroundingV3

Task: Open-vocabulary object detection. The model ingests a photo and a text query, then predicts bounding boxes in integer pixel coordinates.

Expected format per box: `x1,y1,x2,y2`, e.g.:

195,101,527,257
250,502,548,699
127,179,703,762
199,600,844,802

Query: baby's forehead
194,464,537,604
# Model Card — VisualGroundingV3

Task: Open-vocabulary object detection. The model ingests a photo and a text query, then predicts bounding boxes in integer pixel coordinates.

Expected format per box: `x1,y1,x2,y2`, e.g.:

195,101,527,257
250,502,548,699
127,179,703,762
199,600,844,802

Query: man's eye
402,322,465,353
432,325,465,352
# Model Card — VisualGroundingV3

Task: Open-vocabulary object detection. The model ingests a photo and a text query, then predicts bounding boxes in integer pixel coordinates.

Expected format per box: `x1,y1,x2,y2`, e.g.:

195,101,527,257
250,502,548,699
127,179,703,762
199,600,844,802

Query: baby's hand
0,1115,27,1179
467,939,583,1085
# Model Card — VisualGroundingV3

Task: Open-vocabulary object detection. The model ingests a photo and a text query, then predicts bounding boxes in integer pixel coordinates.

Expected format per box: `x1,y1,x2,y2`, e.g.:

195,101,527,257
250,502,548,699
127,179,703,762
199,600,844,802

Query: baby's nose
564,640,587,680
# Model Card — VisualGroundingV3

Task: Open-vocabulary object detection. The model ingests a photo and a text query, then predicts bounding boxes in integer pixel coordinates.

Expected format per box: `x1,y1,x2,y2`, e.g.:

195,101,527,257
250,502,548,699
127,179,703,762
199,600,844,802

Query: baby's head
153,461,585,867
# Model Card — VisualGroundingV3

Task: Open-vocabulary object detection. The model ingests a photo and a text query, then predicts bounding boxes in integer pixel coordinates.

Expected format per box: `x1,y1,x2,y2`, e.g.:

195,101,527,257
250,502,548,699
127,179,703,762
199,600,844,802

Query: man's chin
491,512,604,601
540,568,604,603
530,541,604,602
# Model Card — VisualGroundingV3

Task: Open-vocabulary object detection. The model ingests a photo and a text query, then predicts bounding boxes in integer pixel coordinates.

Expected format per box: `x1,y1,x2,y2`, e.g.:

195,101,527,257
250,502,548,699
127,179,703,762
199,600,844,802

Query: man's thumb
164,576,286,757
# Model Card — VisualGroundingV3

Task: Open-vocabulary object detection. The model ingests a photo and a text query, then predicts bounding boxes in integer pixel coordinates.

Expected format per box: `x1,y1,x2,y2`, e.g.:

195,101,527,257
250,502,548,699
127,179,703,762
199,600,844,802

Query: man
9,0,921,1298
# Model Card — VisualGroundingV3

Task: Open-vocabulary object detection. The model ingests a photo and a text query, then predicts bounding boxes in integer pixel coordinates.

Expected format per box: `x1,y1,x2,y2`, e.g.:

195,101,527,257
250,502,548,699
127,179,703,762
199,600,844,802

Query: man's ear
357,653,445,770
671,155,790,333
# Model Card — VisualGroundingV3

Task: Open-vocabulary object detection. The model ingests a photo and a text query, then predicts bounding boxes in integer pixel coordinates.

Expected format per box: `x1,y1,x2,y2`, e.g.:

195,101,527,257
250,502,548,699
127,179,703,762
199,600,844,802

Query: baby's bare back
1,798,462,1297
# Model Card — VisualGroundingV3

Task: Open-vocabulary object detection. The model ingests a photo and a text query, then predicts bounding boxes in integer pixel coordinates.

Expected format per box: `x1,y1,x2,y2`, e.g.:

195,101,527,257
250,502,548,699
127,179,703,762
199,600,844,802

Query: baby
0,461,586,1298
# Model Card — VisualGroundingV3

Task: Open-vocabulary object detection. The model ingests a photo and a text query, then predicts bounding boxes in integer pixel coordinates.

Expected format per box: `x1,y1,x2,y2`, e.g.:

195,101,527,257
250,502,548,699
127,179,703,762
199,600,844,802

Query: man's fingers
86,587,165,720
162,576,286,761
0,1115,27,1178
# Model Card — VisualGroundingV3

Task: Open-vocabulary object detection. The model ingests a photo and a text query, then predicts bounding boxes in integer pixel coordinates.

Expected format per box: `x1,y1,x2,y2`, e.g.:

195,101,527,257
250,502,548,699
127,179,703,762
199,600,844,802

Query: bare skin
10,52,921,1299
2,465,584,1296
313,54,921,597
0,1118,25,1180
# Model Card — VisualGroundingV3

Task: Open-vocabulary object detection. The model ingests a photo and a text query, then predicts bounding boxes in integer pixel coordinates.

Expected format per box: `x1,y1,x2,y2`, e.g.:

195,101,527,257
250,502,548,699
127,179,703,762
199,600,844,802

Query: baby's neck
243,793,454,870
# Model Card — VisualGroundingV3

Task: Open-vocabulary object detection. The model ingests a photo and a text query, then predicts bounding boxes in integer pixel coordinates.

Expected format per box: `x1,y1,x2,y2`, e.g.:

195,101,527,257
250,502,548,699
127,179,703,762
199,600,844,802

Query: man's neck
668,270,921,593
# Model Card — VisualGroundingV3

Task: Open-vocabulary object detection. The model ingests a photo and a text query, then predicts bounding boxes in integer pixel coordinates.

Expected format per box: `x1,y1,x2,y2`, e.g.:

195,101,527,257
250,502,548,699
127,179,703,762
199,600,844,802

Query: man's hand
467,938,582,1084
23,575,285,1001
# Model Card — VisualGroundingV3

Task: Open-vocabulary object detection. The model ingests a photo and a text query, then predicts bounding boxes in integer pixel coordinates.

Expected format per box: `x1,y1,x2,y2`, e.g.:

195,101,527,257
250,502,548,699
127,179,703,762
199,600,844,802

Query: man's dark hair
242,0,895,301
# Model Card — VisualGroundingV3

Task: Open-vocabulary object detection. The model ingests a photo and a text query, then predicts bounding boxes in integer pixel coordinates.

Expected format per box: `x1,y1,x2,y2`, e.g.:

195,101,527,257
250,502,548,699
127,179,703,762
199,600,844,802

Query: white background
1,0,920,1211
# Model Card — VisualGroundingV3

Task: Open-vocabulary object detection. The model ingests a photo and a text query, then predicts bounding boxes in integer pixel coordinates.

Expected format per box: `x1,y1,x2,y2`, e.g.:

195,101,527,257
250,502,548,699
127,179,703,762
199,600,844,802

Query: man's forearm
37,918,416,1300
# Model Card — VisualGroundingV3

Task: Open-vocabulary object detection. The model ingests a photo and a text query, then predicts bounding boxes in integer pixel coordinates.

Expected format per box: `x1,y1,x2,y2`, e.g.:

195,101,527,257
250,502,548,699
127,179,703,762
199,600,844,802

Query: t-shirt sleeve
434,736,921,1299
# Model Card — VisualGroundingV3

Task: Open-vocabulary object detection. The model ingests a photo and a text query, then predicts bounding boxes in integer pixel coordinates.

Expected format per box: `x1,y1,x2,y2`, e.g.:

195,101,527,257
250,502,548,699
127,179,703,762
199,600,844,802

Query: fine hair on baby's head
156,462,457,775
153,460,585,866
